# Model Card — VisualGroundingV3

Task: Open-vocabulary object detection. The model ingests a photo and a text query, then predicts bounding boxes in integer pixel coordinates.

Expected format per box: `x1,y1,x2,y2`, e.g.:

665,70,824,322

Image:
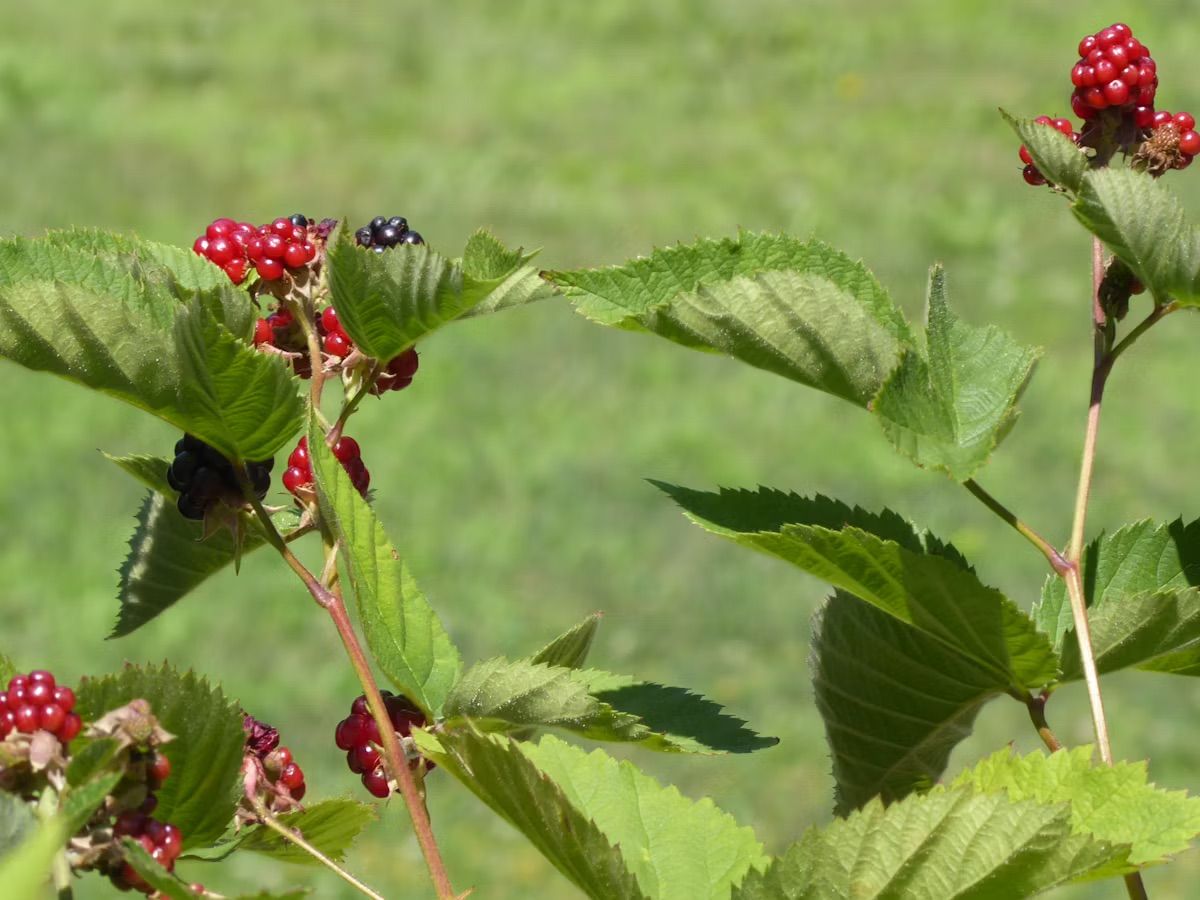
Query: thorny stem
245,783,385,900
963,479,1067,573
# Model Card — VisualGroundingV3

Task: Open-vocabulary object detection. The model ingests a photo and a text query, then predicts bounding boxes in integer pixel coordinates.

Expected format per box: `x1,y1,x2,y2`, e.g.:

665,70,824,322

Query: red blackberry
242,714,307,810
0,670,81,744
108,813,185,894
354,215,424,252
167,433,273,521
333,691,434,798
281,435,371,499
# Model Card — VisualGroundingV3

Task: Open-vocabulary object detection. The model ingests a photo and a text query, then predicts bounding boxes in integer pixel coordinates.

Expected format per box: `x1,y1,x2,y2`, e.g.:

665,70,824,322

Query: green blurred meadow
3,1,1200,896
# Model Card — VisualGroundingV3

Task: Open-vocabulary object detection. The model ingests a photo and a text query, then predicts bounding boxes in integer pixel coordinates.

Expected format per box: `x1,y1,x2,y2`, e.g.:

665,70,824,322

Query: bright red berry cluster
282,435,371,498
334,692,431,798
1021,23,1199,185
1070,23,1156,117
192,214,317,285
110,810,184,893
0,670,81,744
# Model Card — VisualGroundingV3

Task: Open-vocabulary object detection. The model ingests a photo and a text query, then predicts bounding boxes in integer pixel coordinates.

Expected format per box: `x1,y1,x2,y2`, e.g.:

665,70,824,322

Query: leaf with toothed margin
1003,112,1087,193
872,265,1040,481
657,483,1060,692
458,229,557,317
548,232,913,406
106,454,301,637
75,664,245,849
529,613,603,669
812,591,1007,814
234,800,377,865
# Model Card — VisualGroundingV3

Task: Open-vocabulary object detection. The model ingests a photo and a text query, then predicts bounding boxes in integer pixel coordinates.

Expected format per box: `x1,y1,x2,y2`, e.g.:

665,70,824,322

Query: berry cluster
318,305,420,393
1070,23,1156,117
242,714,307,811
252,307,314,379
282,435,371,498
192,215,318,285
355,215,424,251
110,809,183,893
0,670,81,744
334,692,431,798
168,434,272,521
1021,23,1199,185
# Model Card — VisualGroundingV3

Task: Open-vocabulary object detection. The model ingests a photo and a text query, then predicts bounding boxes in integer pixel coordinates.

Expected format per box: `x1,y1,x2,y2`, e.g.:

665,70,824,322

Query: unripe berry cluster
110,809,183,893
242,714,307,811
192,215,318,285
0,670,81,743
168,434,272,521
282,435,371,498
318,305,420,393
334,692,431,798
1070,23,1156,117
355,215,424,252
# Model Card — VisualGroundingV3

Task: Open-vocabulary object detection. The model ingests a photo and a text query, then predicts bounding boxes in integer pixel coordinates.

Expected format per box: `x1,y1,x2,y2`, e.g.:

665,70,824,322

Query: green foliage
733,787,1122,899
572,669,778,753
106,454,301,636
0,793,35,858
76,663,245,849
954,746,1200,867
325,226,549,363
872,265,1039,480
235,800,377,864
122,837,203,899
59,770,122,835
659,484,1059,691
0,654,14,686
1004,114,1087,193
0,820,64,900
417,729,647,900
308,417,461,716
549,233,912,406
812,591,1006,813
529,613,602,669
0,235,301,461
1060,590,1200,679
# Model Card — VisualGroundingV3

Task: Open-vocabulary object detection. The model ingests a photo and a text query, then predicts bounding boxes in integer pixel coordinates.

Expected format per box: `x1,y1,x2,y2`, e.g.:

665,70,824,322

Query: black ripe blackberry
168,434,273,521
355,214,424,252
289,213,310,227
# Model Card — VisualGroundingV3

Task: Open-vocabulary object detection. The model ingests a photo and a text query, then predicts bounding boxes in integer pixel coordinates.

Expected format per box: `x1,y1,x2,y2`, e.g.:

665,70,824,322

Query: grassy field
3,1,1200,896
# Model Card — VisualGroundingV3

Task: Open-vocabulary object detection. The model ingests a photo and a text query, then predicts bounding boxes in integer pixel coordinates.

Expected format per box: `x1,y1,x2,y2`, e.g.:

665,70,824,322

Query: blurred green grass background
3,1,1200,896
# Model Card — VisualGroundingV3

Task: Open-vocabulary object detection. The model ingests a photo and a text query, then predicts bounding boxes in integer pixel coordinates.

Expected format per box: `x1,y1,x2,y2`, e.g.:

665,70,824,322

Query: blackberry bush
7,17,1200,900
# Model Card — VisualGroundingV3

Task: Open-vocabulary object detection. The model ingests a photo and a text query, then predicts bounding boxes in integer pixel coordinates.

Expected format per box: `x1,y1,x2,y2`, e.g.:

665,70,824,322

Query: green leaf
733,787,1123,900
0,272,301,463
443,658,641,740
0,794,35,858
571,669,777,754
173,299,303,462
65,738,122,787
308,417,461,715
108,457,301,637
0,654,14,686
1003,112,1087,193
872,265,1040,480
529,613,602,669
59,770,123,835
954,746,1200,866
458,229,557,317
0,820,64,900
1072,167,1200,307
658,484,1059,692
76,663,245,848
235,800,377,865
423,728,767,899
326,226,545,362
549,233,912,406
812,591,1007,814
1036,518,1200,644
420,729,646,899
1059,589,1200,679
